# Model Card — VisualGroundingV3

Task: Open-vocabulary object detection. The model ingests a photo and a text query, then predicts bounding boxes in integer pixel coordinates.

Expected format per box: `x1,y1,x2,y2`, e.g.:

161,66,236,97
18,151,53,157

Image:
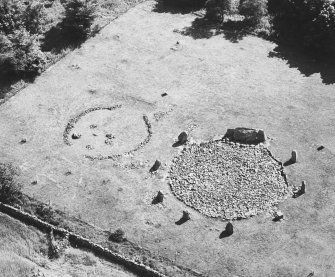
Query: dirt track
0,1,334,276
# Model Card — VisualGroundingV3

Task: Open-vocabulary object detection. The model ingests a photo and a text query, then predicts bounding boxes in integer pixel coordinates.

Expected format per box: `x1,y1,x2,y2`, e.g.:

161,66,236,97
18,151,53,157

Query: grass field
0,1,334,276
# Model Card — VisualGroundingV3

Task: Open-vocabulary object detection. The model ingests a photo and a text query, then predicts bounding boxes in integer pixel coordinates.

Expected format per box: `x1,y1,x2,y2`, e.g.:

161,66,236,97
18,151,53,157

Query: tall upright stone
291,150,298,163
150,160,161,173
182,210,190,221
155,191,164,203
178,132,188,145
225,222,233,236
300,181,306,195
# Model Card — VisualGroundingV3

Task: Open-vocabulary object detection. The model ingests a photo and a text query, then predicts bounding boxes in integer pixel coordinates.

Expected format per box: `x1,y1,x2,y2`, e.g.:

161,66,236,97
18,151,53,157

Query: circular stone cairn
169,139,290,220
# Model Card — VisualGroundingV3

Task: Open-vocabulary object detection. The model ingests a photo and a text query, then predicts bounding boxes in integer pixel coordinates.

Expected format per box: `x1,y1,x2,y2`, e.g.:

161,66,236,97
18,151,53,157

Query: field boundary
0,202,167,277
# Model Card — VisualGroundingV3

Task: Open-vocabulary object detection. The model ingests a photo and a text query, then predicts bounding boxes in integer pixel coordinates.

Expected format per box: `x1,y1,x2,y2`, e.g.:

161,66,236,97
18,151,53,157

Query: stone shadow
268,44,335,85
175,217,189,225
283,158,295,167
219,230,231,239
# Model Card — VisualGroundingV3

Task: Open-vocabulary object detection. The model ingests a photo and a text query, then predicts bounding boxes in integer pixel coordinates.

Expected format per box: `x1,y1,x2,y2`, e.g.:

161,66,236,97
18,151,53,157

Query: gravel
169,139,291,220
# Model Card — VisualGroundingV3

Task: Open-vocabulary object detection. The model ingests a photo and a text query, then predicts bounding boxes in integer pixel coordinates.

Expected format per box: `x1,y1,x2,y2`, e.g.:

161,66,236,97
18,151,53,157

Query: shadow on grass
153,0,205,14
268,44,335,85
219,230,232,239
175,217,189,225
178,16,249,42
0,73,35,100
42,25,86,53
283,158,295,167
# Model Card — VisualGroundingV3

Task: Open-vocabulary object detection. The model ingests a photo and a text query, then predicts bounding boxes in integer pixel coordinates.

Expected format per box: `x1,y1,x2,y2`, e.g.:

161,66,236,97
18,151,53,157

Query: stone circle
63,105,152,160
169,139,291,220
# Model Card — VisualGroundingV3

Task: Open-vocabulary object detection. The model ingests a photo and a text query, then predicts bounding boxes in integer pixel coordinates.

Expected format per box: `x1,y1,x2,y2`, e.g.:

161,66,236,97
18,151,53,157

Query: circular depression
169,140,290,220
63,105,152,160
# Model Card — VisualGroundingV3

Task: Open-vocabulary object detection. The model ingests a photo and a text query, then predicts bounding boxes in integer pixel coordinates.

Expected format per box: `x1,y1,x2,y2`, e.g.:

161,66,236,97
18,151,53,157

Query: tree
0,163,22,205
61,0,96,41
268,0,335,55
239,0,268,27
205,0,234,22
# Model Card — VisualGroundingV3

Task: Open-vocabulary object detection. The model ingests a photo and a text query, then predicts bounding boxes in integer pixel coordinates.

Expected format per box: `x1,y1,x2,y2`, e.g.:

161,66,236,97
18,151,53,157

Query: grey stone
225,128,266,144
155,191,164,203
72,133,81,139
178,132,188,144
225,222,233,236
291,150,297,163
150,160,161,173
182,210,190,221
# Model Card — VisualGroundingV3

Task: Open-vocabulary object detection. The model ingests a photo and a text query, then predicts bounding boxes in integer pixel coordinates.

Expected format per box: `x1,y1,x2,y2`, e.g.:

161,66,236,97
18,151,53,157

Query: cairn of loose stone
291,150,298,163
178,132,188,145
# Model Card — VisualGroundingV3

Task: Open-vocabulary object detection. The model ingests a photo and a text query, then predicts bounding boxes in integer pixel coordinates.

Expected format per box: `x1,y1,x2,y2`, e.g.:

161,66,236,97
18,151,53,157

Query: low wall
0,202,166,277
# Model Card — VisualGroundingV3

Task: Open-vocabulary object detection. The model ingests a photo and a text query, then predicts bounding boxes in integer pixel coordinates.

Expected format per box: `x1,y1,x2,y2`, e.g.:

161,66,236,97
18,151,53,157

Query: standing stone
300,181,306,195
257,129,266,142
178,132,188,145
225,222,233,236
155,191,164,203
273,211,284,222
182,210,190,221
150,160,161,173
291,150,298,163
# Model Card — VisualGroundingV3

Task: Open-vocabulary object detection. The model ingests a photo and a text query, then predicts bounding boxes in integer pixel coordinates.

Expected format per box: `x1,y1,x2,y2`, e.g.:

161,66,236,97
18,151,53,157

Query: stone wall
0,202,166,277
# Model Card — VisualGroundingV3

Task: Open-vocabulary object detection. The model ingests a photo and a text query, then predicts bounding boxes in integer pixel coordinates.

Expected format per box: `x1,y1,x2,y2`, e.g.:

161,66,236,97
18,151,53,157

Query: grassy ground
0,213,135,277
0,1,335,276
0,0,147,102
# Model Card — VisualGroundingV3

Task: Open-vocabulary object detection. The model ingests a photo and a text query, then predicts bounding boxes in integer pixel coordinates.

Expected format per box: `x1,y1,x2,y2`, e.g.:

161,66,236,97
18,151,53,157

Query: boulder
224,128,266,144
273,211,284,222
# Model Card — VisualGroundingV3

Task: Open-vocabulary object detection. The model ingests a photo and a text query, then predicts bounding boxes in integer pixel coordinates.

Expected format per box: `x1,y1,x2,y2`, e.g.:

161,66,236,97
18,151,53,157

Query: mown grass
0,0,146,103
